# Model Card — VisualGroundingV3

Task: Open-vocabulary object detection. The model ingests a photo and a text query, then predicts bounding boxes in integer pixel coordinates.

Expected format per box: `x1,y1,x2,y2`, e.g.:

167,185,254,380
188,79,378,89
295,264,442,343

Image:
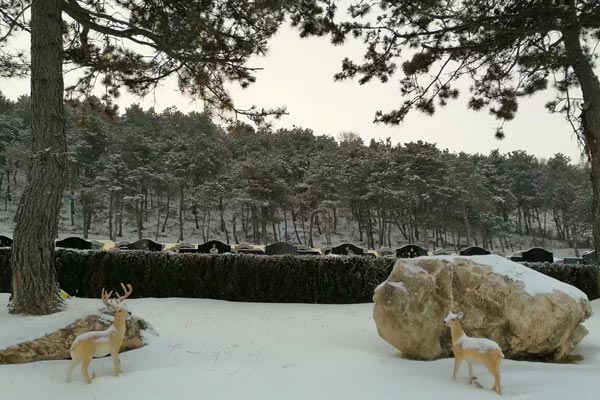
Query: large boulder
0,314,152,364
373,255,592,361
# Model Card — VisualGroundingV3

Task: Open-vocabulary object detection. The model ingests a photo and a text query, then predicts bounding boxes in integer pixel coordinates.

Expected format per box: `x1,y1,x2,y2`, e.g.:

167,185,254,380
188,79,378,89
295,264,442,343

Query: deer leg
486,359,502,394
467,362,475,384
111,348,121,376
66,356,81,382
81,356,93,384
452,357,462,380
492,363,502,395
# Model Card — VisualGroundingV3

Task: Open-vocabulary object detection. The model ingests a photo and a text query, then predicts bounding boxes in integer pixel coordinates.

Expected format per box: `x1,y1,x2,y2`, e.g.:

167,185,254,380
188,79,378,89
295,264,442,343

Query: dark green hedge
522,261,600,300
0,249,598,302
0,249,395,304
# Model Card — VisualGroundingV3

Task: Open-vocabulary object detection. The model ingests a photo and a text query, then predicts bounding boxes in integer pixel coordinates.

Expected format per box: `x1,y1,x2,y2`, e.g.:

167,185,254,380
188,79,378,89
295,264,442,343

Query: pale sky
0,23,589,163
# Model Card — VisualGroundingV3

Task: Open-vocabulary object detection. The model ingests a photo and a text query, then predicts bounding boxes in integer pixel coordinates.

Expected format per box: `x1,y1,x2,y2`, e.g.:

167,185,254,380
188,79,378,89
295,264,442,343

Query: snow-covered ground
1,294,599,400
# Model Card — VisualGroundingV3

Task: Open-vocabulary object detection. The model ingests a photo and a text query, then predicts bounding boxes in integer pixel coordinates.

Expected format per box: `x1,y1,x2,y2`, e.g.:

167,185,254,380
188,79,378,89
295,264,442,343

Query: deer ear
457,312,464,319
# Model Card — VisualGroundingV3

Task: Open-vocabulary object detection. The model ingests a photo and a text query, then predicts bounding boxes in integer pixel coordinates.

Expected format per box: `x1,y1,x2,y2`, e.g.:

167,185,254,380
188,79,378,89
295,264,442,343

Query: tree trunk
155,195,161,242
283,209,289,242
232,215,239,244
563,22,600,255
218,196,229,243
192,204,200,229
462,205,471,246
291,209,302,244
5,167,11,211
161,191,171,233
136,198,143,240
108,191,114,241
178,184,184,242
117,194,123,237
10,0,65,315
69,178,75,226
261,207,268,245
308,209,317,248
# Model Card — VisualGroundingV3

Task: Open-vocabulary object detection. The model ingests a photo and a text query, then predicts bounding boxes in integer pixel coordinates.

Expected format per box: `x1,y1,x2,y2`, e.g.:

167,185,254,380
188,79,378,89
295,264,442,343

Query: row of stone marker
0,234,594,263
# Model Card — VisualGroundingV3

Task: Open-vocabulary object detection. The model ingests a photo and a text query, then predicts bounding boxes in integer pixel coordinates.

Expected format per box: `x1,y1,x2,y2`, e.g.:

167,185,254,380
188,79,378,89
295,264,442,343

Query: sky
0,22,589,163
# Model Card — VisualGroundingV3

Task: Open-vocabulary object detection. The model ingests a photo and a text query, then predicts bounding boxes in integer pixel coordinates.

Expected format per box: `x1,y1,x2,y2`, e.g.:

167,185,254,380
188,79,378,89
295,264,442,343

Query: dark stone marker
264,242,298,255
563,257,585,265
521,247,553,263
0,235,13,247
508,255,524,262
377,248,395,258
331,243,364,256
56,236,92,250
459,246,491,256
236,248,265,255
396,244,428,258
126,239,163,252
198,240,231,254
582,250,597,265
433,249,452,255
296,245,320,255
179,247,200,254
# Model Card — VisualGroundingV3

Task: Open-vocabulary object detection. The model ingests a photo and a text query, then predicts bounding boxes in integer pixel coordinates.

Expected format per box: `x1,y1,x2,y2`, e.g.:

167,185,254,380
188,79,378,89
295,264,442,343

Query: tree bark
10,0,65,315
563,20,600,255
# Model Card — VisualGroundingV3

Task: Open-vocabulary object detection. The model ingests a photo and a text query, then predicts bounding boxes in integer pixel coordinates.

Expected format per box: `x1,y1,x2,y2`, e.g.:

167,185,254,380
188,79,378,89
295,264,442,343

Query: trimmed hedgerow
522,261,600,300
0,249,598,302
0,249,395,303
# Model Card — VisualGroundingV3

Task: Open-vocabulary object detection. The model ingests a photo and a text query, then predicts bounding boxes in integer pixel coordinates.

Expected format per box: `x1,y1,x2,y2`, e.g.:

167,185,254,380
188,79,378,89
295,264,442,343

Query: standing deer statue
444,311,504,395
66,283,133,384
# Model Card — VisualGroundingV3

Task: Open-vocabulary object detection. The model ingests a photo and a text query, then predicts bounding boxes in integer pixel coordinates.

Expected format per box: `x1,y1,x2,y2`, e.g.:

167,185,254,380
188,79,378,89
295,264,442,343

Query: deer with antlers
444,311,504,395
66,283,133,384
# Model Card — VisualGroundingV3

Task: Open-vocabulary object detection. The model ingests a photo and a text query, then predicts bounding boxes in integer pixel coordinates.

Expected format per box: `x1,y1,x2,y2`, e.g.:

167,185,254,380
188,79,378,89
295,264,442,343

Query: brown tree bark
10,0,65,315
563,21,600,256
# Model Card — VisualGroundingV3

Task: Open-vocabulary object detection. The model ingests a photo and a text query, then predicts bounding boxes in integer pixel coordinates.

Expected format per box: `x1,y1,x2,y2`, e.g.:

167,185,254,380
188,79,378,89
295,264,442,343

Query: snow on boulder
373,255,592,361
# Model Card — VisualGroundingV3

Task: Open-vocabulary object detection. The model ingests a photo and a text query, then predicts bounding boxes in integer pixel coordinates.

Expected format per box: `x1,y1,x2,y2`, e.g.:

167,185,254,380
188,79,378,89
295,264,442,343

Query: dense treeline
0,93,591,250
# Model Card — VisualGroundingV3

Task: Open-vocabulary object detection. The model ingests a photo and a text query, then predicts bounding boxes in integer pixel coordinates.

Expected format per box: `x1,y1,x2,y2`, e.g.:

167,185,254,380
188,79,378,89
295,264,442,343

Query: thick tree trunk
563,22,600,254
10,0,65,315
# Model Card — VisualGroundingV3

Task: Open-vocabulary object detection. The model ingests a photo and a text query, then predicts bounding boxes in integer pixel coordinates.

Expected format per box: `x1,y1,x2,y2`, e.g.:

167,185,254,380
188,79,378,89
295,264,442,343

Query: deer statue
66,283,133,384
444,311,504,395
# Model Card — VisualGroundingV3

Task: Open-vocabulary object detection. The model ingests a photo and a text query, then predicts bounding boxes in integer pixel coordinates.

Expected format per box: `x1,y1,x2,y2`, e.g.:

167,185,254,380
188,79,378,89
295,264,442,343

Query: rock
0,314,152,364
373,255,592,361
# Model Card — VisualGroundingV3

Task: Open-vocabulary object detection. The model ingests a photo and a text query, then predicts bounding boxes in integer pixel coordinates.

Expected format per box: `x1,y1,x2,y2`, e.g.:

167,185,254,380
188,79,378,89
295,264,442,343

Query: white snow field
1,293,599,400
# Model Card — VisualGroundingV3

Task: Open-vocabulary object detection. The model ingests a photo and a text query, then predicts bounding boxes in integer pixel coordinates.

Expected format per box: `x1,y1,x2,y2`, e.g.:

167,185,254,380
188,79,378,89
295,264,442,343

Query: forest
0,92,591,251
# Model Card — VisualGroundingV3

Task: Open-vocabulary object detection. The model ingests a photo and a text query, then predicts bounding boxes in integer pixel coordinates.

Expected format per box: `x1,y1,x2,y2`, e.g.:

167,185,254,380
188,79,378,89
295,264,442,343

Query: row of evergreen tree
0,92,591,250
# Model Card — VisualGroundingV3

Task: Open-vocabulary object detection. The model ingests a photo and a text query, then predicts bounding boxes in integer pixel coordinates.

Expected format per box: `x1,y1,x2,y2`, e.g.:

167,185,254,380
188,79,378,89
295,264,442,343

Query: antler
100,283,133,311
116,283,133,303
101,288,114,307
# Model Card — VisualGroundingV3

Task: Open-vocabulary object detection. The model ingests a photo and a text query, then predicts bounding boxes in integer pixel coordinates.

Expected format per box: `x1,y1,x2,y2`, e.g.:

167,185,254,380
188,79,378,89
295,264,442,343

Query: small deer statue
444,311,504,395
66,283,133,384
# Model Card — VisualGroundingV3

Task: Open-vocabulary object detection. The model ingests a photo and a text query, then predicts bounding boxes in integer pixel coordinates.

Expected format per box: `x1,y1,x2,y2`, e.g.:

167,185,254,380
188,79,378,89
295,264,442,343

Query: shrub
0,250,598,302
522,261,600,300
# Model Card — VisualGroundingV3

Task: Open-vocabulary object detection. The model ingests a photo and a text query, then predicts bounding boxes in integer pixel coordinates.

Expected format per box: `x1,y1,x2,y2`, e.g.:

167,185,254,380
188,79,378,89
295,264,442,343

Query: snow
401,255,588,301
455,335,501,353
374,280,407,294
1,294,599,399
73,326,116,344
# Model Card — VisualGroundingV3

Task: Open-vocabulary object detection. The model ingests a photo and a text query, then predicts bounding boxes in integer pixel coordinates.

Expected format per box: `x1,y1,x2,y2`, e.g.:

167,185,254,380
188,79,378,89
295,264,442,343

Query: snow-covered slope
1,294,599,400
